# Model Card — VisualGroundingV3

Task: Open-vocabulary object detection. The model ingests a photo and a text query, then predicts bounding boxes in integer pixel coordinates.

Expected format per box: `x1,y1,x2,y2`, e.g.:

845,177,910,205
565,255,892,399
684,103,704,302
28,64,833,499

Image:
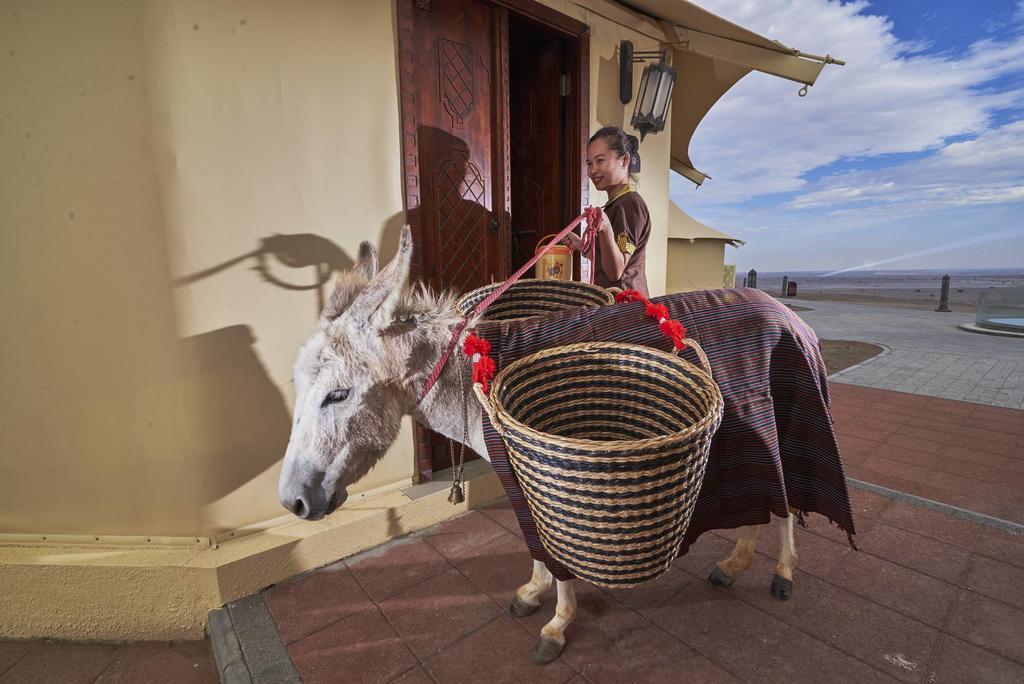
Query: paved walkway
788,298,1024,409
194,384,1024,684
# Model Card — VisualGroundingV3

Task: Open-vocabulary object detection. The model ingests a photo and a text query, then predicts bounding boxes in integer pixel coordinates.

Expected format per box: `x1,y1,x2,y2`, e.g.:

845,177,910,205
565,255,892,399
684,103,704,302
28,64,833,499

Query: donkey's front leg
708,524,760,587
771,510,798,600
533,579,576,664
509,560,553,617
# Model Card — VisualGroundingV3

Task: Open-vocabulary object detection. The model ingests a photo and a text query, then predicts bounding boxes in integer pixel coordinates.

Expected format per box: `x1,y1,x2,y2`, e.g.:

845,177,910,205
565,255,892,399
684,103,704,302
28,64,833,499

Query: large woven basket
474,340,724,588
456,279,614,322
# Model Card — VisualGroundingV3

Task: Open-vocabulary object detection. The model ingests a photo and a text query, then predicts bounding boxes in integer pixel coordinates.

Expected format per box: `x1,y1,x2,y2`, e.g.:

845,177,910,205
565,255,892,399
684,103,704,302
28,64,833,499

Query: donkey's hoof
708,566,735,587
532,637,564,664
771,574,793,601
509,596,540,618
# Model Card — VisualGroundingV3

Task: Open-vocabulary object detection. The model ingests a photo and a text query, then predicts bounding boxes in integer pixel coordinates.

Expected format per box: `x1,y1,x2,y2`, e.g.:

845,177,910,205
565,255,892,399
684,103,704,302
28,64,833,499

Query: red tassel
463,333,491,357
473,355,497,393
659,319,687,350
616,289,689,351
646,302,669,322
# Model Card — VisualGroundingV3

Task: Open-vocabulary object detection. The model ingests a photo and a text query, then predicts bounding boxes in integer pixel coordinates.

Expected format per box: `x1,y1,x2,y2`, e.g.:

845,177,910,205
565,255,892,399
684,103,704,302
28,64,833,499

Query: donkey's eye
321,388,351,408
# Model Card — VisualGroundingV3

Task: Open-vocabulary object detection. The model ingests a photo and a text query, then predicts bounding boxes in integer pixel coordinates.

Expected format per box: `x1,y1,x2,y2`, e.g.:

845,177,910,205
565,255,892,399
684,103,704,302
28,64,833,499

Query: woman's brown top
594,189,650,296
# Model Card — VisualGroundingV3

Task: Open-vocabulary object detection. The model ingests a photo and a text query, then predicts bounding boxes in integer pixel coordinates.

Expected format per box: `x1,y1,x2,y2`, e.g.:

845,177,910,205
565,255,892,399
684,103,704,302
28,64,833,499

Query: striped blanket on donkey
475,286,856,582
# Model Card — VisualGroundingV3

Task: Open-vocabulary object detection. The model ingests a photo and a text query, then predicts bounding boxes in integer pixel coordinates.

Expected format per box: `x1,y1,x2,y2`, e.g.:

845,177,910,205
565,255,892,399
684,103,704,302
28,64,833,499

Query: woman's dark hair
589,125,642,177
589,126,637,158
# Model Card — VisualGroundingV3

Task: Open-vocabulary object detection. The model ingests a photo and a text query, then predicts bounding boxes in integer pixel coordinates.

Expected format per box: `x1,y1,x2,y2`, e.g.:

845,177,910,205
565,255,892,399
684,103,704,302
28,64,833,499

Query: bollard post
781,275,789,298
936,274,951,312
747,269,757,289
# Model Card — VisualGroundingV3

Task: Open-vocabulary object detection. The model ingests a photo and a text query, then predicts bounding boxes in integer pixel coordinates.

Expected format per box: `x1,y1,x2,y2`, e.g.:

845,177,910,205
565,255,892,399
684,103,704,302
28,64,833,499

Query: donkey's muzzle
280,482,346,521
288,495,311,519
279,464,336,520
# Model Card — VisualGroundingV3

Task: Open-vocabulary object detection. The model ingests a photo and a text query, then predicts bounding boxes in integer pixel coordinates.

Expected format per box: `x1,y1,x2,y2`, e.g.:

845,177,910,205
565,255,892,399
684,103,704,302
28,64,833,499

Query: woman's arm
596,213,625,282
562,213,626,280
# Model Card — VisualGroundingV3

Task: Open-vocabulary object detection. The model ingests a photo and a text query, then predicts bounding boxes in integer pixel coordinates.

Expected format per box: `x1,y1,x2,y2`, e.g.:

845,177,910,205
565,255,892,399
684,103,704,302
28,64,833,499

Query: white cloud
672,0,1024,208
788,120,1024,210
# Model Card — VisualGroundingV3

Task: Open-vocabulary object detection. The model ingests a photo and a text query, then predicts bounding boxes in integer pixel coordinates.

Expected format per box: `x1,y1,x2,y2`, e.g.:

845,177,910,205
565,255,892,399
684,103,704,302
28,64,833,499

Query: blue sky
669,0,1024,272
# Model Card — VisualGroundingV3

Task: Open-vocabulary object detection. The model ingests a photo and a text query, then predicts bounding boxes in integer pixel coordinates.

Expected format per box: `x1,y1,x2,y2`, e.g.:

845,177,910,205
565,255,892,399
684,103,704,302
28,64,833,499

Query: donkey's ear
353,241,379,281
320,271,367,324
343,226,413,330
319,241,381,324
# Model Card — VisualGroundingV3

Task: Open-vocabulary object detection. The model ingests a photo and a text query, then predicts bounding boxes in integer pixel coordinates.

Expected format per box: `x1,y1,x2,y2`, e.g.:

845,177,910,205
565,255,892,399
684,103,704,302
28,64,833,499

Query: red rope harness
419,206,602,402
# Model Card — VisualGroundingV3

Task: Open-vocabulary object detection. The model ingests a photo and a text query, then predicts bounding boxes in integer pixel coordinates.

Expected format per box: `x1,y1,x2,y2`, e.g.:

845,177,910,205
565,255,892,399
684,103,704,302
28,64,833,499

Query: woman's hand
561,232,582,251
598,212,613,235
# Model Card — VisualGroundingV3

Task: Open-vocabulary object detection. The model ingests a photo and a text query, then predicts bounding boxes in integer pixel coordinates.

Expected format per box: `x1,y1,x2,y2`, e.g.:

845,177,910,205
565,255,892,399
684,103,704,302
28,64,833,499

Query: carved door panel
400,0,509,479
408,0,506,294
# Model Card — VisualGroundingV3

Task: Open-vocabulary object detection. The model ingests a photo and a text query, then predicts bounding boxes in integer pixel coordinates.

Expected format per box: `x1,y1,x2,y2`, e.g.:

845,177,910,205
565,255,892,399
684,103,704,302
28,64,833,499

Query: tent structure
666,200,744,292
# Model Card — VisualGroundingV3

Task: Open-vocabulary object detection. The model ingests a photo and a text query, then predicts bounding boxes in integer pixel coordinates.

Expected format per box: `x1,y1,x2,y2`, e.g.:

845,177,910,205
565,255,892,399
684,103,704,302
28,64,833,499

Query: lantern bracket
619,40,668,104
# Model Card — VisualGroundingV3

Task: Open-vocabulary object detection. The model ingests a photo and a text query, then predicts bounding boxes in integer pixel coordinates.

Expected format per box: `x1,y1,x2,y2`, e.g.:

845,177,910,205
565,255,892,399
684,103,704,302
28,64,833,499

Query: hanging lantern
630,60,676,142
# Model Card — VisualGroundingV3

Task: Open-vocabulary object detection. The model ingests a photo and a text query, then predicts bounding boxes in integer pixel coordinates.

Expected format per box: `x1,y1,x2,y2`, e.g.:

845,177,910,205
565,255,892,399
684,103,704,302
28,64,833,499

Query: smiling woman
564,126,652,295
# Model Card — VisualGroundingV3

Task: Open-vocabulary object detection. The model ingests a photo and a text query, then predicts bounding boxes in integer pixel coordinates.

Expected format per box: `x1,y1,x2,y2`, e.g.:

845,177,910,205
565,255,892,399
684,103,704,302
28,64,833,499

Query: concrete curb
208,594,301,684
207,608,253,684
827,342,892,382
847,478,1024,537
958,322,1024,338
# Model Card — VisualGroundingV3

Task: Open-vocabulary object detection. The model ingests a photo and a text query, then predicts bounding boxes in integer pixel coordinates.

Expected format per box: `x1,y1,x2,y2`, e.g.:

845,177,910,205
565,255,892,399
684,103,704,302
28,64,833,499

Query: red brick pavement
264,386,1024,683
263,486,1024,683
830,384,1024,524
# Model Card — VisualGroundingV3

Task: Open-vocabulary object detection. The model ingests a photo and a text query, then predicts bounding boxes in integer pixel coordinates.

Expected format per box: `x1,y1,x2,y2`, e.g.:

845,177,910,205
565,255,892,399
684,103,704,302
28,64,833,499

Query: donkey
279,227,809,664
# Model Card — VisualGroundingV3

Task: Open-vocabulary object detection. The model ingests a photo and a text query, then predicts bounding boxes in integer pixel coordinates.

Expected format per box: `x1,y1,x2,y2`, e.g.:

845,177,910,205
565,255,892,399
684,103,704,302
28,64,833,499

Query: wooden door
398,0,588,481
399,0,509,479
509,20,564,270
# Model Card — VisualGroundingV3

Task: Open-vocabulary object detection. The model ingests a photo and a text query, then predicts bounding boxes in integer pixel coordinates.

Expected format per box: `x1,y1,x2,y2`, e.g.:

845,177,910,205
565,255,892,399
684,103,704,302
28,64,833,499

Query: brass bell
447,481,465,505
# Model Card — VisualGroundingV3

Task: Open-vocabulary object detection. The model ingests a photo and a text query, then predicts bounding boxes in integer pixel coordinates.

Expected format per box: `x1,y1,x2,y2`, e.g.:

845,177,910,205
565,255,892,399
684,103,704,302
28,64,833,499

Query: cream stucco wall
1,0,672,544
1,0,682,640
666,239,732,292
0,0,410,541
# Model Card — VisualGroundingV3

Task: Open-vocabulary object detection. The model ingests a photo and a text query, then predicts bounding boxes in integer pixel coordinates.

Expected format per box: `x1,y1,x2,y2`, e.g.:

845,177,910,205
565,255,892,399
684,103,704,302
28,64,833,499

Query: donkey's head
278,227,416,520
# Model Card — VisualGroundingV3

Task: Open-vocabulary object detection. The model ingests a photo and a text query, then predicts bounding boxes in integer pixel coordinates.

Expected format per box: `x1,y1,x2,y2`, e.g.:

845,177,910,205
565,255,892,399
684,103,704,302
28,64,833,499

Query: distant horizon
743,267,1024,274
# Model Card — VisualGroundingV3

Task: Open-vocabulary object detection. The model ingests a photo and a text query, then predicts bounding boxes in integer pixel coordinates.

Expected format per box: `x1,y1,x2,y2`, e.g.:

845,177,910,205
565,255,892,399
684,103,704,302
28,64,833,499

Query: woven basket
456,279,614,322
474,340,724,588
